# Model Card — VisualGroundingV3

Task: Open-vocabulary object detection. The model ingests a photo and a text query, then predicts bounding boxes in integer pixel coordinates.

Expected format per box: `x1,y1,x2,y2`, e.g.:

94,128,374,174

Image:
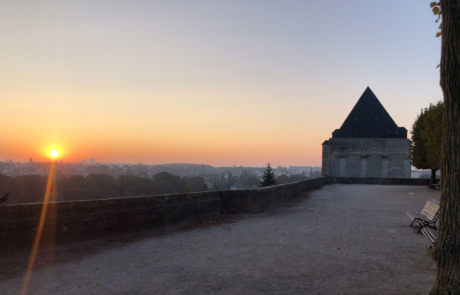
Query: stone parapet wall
221,177,328,213
329,177,430,186
0,191,221,241
0,176,430,242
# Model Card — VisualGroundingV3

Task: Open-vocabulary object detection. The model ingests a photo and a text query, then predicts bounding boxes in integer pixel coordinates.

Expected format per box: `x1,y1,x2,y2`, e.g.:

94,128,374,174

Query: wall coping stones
0,176,430,242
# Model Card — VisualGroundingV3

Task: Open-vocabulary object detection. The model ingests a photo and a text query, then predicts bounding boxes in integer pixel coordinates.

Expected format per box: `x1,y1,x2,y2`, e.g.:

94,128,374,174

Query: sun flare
50,150,59,158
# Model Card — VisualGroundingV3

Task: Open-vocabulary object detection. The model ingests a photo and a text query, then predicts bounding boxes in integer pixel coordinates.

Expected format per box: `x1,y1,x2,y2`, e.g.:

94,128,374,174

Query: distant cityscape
0,159,325,204
1,158,319,179
1,158,438,182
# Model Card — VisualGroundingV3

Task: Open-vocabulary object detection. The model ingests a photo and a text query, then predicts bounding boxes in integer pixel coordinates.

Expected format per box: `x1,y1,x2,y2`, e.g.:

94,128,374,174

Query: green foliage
422,101,443,170
0,172,208,204
260,163,277,187
411,109,430,169
411,102,443,171
430,2,442,37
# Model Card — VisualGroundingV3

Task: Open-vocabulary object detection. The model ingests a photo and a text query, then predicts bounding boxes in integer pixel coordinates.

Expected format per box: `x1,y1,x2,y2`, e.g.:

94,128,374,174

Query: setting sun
50,150,59,158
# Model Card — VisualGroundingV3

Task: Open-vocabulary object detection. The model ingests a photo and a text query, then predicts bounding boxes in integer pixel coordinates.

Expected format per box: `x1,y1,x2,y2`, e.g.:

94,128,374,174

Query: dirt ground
0,184,439,295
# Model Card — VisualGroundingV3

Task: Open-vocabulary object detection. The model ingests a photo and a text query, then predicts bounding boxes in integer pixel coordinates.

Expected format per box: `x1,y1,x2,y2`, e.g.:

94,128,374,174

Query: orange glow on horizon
1,135,323,167
0,1,443,168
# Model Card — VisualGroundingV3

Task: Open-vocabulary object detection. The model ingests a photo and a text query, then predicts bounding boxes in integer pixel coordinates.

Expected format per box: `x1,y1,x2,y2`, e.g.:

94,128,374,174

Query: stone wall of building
322,138,411,178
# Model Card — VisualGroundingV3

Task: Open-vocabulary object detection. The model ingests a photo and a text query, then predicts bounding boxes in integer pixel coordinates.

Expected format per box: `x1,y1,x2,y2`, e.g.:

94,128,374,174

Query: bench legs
410,218,436,233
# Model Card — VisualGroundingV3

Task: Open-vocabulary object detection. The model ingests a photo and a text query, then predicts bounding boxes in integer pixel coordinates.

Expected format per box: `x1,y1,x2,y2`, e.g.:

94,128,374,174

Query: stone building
322,87,411,178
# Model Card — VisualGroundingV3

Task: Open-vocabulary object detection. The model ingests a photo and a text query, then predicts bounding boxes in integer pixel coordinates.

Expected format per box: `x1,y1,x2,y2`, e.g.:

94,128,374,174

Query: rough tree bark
431,1,460,294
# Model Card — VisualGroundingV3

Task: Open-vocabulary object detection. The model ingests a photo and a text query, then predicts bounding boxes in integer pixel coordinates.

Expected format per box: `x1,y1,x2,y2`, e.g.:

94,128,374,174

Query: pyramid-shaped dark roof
332,87,407,139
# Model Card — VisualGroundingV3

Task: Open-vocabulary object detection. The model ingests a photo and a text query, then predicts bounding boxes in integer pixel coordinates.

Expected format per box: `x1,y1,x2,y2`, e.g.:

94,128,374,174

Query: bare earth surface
0,184,439,295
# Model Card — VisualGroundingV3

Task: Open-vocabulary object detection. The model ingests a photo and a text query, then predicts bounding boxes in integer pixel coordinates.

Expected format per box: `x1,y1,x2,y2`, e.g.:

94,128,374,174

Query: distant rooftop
332,87,407,139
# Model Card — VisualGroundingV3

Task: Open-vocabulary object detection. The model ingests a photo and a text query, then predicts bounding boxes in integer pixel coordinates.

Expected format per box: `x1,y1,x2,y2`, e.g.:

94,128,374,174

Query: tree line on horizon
0,165,321,204
213,165,321,190
0,172,208,204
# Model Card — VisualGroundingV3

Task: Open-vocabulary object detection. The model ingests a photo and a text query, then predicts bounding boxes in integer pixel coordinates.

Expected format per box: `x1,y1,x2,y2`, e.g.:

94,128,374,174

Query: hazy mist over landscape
1,1,455,294
0,1,441,167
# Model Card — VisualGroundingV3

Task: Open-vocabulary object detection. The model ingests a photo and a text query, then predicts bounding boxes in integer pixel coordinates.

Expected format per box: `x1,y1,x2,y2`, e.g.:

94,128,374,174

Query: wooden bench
406,199,440,233
421,226,437,244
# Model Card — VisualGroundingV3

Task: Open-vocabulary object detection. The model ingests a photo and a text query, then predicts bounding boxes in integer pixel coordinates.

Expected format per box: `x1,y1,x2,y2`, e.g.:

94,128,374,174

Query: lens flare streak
20,163,55,295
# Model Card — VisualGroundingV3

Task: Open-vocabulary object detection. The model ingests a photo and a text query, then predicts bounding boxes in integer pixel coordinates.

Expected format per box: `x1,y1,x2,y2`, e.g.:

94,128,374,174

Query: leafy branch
430,1,442,37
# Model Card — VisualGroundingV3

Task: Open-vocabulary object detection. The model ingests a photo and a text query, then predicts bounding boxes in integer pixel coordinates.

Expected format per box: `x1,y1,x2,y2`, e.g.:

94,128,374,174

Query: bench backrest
421,199,440,220
431,199,440,206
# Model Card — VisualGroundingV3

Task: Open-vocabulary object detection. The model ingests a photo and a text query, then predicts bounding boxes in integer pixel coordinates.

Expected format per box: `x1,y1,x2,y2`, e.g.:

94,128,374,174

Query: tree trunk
430,1,460,294
431,169,437,187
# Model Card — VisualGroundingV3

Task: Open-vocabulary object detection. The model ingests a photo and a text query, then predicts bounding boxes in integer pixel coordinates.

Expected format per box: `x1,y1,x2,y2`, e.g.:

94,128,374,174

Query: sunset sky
0,1,442,167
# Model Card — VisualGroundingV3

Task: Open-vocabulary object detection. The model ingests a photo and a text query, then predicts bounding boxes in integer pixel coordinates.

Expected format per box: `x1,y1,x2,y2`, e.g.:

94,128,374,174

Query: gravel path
0,184,438,295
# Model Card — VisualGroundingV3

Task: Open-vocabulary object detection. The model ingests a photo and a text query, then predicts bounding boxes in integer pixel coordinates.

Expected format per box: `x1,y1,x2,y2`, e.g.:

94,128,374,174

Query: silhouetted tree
260,163,277,187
